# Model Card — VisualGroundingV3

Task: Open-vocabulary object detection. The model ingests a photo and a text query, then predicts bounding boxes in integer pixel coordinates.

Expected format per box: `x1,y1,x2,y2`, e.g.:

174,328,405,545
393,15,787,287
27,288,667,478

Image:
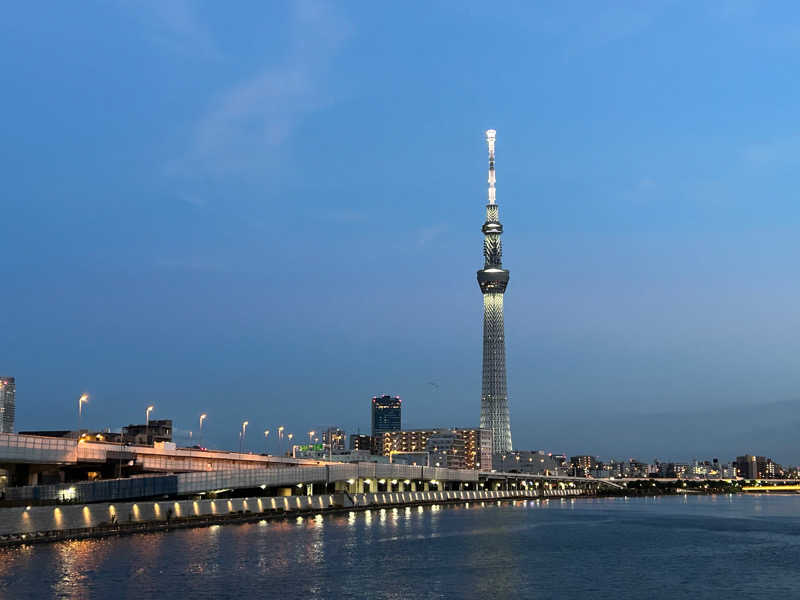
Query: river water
0,494,797,599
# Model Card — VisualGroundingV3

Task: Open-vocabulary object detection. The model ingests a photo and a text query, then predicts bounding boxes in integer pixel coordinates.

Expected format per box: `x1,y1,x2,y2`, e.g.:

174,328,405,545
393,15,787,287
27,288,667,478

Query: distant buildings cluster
292,394,494,470
289,389,800,483
285,392,800,481
4,375,798,481
560,455,792,480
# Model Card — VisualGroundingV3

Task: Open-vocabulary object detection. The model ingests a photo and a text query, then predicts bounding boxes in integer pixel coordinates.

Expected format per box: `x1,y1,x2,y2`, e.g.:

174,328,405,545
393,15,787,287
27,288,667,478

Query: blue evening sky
3,1,800,462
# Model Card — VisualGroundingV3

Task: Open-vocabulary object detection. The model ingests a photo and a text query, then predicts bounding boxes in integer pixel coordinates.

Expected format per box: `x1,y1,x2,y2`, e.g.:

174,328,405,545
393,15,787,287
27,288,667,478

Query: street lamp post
277,426,284,456
145,405,154,445
264,430,270,454
199,413,207,447
287,433,293,457
78,394,89,432
239,421,249,454
308,430,315,446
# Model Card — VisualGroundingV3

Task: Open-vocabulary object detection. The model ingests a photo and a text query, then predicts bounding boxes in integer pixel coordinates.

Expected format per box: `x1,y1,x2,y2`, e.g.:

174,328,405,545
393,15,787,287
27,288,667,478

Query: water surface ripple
0,494,797,599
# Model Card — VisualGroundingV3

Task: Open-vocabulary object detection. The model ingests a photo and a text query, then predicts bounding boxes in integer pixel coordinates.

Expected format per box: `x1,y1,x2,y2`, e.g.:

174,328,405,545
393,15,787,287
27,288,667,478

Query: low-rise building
736,455,781,479
349,434,373,453
121,420,173,446
426,432,465,469
322,427,346,451
379,428,491,470
20,430,122,443
570,455,596,477
493,450,567,475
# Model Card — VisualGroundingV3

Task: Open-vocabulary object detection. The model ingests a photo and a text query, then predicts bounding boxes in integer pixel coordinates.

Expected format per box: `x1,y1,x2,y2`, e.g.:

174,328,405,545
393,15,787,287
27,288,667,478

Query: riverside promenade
0,487,590,546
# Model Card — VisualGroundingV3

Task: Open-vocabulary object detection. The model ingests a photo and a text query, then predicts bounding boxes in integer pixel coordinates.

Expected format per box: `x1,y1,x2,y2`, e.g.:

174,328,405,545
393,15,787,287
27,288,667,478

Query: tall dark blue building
371,395,401,438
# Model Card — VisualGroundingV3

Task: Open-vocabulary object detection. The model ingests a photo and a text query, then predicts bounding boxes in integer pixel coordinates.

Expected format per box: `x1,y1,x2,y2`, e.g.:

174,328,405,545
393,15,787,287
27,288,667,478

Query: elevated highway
0,432,318,486
4,462,614,504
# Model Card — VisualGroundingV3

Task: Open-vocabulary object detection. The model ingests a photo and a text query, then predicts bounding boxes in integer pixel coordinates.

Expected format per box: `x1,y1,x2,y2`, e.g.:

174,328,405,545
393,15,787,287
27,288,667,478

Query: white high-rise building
0,377,15,433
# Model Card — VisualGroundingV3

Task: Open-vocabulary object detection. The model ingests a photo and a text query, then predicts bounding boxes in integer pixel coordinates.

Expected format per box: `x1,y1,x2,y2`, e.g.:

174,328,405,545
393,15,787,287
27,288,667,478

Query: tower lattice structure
477,129,512,453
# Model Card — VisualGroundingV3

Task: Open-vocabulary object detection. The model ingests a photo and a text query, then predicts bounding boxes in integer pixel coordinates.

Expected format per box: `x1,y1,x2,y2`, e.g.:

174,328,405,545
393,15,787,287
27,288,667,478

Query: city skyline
4,3,800,462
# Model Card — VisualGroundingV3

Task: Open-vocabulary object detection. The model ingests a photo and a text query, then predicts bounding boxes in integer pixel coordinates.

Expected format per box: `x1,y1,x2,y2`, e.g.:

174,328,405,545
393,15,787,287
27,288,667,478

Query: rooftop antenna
486,129,497,205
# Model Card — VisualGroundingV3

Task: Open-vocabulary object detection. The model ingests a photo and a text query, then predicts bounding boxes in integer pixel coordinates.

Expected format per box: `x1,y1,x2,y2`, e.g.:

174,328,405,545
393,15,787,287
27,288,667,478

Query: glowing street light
145,405,154,446
78,393,89,430
199,413,207,447
277,425,285,454
308,430,315,445
287,433,293,456
264,430,270,454
239,420,249,453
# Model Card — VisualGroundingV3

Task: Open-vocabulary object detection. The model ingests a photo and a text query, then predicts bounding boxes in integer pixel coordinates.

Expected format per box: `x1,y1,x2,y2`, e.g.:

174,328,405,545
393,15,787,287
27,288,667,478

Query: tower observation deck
477,129,512,453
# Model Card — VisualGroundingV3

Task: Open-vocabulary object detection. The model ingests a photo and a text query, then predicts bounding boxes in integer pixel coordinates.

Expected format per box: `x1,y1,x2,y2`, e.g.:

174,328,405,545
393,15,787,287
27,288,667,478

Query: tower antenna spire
486,129,497,205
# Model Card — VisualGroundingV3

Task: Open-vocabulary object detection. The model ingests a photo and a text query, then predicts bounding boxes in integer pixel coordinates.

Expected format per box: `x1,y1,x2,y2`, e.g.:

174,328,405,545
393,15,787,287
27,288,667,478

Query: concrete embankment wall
0,488,585,538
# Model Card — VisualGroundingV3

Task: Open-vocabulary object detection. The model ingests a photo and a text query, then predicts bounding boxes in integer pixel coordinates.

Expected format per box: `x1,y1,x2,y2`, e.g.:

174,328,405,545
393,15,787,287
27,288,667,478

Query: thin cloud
417,224,449,247
121,0,222,60
168,0,351,181
742,137,800,166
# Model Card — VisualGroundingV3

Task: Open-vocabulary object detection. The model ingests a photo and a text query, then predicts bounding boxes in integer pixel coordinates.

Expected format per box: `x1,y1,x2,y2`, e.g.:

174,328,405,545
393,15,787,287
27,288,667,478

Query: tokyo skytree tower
477,129,512,453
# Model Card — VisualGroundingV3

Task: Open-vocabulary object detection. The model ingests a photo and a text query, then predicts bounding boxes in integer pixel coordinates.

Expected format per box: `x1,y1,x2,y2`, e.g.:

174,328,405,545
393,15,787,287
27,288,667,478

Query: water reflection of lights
51,539,113,598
